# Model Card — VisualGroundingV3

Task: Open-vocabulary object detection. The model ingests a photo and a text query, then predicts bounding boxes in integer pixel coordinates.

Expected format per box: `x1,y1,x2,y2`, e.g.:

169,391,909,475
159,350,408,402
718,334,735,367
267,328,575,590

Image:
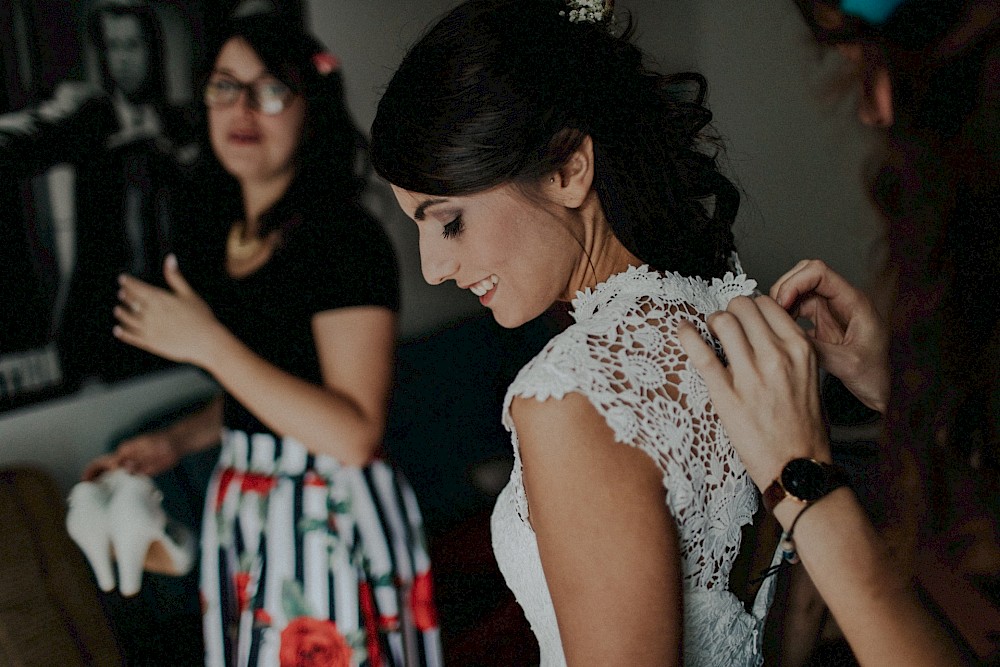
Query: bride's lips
467,274,499,306
478,282,497,306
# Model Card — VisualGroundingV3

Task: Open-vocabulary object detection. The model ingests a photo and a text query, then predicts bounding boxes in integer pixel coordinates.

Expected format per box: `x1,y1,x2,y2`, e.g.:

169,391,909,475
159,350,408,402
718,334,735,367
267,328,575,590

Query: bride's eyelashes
442,215,464,239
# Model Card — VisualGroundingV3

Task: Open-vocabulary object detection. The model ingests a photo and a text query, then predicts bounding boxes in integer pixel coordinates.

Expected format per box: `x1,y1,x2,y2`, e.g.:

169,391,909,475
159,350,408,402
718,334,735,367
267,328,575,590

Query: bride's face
391,182,581,329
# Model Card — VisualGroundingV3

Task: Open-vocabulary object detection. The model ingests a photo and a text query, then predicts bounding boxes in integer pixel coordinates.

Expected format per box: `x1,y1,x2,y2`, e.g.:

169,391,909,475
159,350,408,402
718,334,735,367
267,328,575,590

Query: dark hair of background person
87,0,168,106
370,0,740,280
798,0,999,555
198,10,370,240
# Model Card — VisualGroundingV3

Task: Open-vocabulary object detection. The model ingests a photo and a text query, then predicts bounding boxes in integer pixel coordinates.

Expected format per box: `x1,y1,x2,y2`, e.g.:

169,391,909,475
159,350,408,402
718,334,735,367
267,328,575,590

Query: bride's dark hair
371,0,739,279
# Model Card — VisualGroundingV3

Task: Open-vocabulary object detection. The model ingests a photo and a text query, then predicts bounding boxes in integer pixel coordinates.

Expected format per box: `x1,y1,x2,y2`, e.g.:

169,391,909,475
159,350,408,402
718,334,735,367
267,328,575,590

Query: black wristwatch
762,458,848,513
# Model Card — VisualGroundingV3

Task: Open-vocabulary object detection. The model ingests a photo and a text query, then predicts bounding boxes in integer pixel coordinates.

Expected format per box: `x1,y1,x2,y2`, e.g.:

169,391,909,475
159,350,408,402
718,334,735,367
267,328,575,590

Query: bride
371,1,782,664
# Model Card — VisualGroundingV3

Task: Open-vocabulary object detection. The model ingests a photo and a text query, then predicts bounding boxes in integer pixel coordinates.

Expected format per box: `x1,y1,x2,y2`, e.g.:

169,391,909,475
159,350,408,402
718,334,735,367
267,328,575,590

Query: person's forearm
201,331,383,466
165,395,225,456
775,489,967,666
0,93,110,173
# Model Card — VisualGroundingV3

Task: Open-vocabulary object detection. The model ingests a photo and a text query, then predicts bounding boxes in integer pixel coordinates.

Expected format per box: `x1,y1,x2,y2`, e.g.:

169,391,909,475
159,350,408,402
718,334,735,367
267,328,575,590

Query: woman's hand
113,254,227,367
82,431,181,481
81,397,222,482
771,259,889,413
677,295,830,492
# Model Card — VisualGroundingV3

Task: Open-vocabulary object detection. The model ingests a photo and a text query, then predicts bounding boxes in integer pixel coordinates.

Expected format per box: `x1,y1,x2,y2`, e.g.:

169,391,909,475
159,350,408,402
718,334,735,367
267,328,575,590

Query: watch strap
762,477,787,514
762,459,848,513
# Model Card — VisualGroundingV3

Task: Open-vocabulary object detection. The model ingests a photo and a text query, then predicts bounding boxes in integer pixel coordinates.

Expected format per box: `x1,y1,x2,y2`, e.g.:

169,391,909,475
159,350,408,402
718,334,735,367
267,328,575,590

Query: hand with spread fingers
113,253,228,366
771,259,890,414
676,294,831,492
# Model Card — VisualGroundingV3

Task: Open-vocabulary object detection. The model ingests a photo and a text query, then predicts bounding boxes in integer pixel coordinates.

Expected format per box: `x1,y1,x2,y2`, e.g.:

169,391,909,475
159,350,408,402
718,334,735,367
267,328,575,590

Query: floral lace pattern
490,265,778,665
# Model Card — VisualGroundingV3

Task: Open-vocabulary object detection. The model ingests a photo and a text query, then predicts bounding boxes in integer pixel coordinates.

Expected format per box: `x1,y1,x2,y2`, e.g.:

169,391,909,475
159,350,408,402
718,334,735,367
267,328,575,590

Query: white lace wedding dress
490,264,780,666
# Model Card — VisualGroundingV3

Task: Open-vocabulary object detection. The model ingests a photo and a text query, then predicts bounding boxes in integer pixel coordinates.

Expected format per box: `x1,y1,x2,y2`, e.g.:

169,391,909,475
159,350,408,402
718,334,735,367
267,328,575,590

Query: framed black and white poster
0,0,302,410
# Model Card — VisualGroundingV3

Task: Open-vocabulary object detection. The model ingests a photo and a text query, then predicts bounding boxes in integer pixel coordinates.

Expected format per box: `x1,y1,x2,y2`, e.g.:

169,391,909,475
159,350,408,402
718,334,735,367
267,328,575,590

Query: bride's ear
545,135,594,209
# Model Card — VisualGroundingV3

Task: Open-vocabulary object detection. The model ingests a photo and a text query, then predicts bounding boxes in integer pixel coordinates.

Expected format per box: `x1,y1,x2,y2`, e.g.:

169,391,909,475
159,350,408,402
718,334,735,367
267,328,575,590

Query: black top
172,199,400,435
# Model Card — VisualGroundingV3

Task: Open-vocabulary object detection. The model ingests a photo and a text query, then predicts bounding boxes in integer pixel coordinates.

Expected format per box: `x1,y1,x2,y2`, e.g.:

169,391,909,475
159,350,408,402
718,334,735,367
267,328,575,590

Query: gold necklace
226,222,265,261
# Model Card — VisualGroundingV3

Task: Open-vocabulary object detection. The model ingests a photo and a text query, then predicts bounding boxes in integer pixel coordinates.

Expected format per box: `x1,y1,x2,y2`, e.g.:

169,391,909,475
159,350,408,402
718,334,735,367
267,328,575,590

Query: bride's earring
104,470,196,597
66,478,116,592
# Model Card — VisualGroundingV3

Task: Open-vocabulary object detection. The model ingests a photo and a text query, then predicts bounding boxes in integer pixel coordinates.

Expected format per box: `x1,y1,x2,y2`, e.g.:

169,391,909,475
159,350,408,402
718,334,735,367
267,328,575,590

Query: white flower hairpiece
559,0,613,24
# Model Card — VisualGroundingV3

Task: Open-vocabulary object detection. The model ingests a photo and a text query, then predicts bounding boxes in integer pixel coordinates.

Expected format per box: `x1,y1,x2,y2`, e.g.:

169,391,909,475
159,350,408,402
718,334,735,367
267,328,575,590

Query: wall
687,0,885,291
1,0,885,493
0,369,217,492
621,0,884,292
307,0,484,340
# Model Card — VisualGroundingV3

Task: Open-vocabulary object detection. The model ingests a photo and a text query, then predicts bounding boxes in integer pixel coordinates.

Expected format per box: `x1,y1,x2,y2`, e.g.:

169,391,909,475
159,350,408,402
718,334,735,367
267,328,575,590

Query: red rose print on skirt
280,617,352,667
359,581,383,666
235,571,252,612
411,571,439,631
241,470,277,495
215,467,237,510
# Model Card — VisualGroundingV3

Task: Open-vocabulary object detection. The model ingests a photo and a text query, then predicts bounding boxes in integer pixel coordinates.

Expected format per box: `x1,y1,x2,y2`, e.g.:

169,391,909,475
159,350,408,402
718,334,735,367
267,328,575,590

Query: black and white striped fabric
201,429,442,667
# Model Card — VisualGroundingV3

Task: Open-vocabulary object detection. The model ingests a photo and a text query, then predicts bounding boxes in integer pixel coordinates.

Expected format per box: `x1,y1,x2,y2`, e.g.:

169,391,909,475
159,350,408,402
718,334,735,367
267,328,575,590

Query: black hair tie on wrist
749,495,826,584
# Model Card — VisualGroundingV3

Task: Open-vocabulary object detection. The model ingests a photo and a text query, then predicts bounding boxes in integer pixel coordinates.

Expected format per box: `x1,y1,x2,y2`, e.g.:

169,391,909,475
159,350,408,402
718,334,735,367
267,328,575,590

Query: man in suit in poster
0,0,199,389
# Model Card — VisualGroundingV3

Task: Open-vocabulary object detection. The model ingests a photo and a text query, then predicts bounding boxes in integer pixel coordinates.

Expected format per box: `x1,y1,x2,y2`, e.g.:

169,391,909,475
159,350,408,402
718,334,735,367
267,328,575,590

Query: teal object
841,0,907,23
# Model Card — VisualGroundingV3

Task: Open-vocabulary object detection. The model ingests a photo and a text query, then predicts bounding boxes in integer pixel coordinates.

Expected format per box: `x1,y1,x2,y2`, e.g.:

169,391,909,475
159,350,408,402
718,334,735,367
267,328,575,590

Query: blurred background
0,1,884,664
0,0,883,499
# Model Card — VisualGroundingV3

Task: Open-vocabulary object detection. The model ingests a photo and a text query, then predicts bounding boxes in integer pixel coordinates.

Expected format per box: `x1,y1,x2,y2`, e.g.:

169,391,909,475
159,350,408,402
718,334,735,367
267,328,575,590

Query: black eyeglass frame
203,74,297,116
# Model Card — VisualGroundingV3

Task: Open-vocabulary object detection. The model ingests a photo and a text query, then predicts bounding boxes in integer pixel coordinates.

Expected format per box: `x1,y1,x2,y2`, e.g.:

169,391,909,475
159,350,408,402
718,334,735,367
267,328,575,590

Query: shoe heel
106,472,160,597
66,481,116,592
106,471,195,596
145,521,196,576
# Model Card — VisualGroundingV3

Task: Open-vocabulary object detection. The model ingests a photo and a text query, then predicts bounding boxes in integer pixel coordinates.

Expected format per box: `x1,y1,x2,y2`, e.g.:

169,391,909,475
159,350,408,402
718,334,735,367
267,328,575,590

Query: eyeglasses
204,75,294,115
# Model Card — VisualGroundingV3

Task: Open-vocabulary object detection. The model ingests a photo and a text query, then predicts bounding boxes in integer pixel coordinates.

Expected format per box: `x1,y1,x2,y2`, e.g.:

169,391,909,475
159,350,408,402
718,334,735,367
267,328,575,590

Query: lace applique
492,265,776,665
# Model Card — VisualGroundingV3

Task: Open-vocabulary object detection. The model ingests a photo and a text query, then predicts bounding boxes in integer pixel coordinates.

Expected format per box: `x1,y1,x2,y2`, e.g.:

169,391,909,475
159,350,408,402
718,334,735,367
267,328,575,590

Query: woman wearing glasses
82,12,441,667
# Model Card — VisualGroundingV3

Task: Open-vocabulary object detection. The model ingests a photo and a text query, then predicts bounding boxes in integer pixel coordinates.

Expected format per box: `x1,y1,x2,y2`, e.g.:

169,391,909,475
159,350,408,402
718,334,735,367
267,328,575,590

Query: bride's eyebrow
414,198,448,221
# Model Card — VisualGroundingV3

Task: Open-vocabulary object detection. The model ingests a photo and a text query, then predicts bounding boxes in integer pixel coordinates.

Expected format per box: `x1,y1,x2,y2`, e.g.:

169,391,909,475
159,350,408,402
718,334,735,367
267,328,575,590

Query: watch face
781,458,827,501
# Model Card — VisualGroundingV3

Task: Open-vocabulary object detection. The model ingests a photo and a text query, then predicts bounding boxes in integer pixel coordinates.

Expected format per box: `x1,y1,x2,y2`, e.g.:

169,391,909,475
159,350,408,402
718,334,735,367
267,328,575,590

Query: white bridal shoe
66,470,196,596
66,479,117,593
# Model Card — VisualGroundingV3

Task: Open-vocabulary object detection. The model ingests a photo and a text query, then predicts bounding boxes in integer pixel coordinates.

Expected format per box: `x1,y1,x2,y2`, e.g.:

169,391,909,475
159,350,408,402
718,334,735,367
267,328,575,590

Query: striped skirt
201,429,442,667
